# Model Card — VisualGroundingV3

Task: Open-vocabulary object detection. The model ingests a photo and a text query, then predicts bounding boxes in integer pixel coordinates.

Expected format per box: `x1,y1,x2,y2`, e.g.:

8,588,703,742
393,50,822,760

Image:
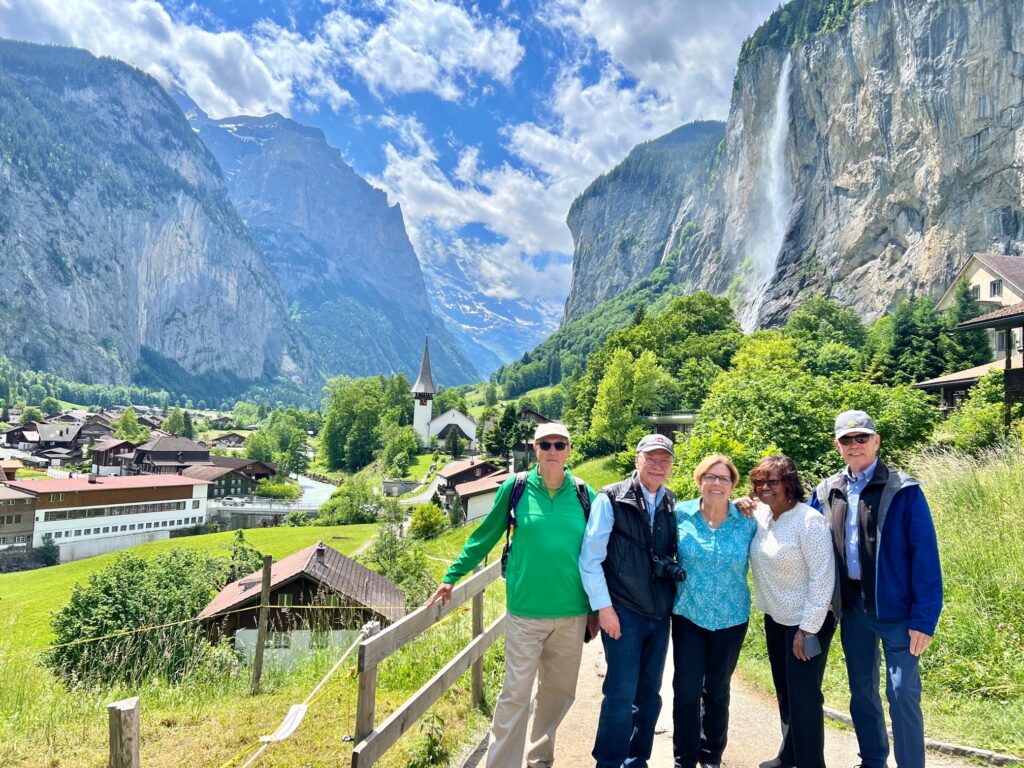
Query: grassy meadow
0,523,508,768
737,445,1024,755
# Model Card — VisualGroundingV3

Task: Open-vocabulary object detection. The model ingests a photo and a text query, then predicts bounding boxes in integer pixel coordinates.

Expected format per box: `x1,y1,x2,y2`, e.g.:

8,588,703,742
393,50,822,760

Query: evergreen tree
182,410,194,439
484,383,498,406
943,281,993,370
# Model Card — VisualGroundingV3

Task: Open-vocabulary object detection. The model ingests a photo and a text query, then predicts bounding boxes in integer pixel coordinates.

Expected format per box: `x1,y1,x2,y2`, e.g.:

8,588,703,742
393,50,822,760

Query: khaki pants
487,612,586,768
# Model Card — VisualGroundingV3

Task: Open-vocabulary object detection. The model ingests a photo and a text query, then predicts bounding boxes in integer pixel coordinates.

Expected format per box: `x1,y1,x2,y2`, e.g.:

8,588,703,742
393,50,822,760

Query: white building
7,475,210,558
411,339,477,448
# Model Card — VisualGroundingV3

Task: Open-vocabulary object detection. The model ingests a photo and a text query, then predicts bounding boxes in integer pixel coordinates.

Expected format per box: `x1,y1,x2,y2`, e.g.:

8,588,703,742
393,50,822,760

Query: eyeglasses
701,473,733,485
838,434,873,446
752,478,783,488
538,441,568,451
642,455,673,468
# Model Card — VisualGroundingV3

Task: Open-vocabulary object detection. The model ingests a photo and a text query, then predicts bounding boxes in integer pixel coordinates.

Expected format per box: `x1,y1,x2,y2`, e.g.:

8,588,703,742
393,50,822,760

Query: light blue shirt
673,498,757,630
845,459,878,580
579,480,665,611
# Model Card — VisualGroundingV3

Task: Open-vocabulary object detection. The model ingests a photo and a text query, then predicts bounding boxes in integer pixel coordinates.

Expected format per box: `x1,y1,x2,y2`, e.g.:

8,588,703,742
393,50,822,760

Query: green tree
935,370,1019,452
35,534,59,566
283,432,310,476
46,550,223,687
40,396,61,416
448,493,465,528
20,405,44,423
943,281,993,371
444,430,464,458
182,410,195,440
163,407,185,436
408,502,448,540
484,384,498,406
110,407,150,443
224,530,264,583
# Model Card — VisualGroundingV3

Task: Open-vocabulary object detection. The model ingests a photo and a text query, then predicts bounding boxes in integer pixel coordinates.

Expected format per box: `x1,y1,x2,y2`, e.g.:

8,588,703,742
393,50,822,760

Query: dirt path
547,638,977,767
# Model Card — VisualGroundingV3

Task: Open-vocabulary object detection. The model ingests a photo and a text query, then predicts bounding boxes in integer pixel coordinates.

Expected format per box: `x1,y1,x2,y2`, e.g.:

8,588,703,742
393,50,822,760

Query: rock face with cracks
563,0,1024,328
0,40,309,388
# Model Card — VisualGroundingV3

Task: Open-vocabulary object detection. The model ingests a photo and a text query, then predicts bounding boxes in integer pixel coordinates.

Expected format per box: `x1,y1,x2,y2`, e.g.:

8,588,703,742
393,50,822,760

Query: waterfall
739,53,794,331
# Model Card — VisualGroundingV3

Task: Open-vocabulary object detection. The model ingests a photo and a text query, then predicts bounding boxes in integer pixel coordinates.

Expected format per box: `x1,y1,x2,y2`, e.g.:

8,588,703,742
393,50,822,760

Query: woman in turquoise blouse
672,453,757,768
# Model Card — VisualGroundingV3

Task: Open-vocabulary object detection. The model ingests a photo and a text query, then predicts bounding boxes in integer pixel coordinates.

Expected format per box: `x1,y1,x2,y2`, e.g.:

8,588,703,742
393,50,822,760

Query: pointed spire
412,337,436,395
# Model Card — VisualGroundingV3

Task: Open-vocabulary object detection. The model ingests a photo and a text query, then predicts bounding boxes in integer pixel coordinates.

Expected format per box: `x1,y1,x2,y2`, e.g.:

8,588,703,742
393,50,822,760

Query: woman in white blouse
749,454,835,768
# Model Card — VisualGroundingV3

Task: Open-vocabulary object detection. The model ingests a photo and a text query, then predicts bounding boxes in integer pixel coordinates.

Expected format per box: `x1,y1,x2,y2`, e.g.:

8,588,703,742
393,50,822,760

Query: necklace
700,499,726,529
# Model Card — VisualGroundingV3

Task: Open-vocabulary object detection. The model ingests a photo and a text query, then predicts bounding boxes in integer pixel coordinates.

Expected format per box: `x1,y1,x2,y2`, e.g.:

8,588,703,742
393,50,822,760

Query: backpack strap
573,476,591,520
505,471,530,545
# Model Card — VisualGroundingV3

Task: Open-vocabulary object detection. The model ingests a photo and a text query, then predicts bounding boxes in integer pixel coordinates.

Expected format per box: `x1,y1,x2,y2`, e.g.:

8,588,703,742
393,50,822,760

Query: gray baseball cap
834,410,877,439
636,433,674,454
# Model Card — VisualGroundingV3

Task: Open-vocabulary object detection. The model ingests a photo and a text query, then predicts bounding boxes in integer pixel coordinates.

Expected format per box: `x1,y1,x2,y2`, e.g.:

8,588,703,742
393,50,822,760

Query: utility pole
250,555,273,694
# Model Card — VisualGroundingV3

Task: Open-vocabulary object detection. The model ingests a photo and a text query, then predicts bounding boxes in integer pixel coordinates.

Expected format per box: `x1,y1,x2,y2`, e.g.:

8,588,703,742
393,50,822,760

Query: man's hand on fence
425,583,453,608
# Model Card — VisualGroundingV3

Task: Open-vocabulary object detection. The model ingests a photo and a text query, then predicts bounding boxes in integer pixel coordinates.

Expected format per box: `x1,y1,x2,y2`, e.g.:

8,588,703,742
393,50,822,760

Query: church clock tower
412,338,436,447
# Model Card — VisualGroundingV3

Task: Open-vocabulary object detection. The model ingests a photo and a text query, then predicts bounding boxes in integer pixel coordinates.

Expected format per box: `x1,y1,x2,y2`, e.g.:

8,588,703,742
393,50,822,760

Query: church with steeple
412,339,477,449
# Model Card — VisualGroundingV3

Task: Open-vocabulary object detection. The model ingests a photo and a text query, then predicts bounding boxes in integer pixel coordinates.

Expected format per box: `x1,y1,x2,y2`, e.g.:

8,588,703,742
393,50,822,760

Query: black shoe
759,761,795,768
700,764,721,768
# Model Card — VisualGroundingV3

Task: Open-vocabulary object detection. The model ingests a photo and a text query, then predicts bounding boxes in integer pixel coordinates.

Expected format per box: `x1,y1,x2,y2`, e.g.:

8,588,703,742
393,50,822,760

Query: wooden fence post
107,696,140,768
471,565,484,708
250,555,273,694
355,620,381,743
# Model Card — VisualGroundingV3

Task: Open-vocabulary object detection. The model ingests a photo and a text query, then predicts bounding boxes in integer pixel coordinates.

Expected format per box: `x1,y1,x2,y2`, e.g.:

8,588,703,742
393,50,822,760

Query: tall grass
0,522,506,767
737,443,1024,754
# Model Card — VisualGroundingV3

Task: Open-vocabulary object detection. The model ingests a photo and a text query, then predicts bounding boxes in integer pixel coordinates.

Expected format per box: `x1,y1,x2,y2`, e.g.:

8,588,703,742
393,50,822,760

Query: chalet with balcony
0,485,35,551
182,465,256,498
123,436,211,475
937,252,1024,360
209,456,277,482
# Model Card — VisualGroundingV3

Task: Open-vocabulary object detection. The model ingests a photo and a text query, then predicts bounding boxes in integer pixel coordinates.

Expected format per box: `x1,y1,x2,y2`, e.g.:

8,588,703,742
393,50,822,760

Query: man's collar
845,458,879,484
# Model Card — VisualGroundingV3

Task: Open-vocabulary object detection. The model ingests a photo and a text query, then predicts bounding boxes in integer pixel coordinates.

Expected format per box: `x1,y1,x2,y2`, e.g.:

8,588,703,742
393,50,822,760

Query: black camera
652,555,687,583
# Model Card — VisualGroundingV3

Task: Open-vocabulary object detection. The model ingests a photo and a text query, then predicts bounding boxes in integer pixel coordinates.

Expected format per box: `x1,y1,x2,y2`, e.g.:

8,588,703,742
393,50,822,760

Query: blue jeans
593,605,670,768
841,594,925,768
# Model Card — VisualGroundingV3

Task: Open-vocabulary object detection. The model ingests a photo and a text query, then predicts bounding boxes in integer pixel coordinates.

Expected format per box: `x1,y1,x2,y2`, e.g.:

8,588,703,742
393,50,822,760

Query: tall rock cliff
0,40,309,392
562,121,725,323
564,0,1024,329
177,94,479,385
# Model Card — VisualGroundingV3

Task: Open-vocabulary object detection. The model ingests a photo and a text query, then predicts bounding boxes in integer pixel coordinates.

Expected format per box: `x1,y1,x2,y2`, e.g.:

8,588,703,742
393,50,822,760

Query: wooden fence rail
351,561,505,768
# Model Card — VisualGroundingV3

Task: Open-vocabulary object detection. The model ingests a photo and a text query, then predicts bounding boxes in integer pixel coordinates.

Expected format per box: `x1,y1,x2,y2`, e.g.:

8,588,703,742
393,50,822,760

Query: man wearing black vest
580,433,680,768
810,410,942,768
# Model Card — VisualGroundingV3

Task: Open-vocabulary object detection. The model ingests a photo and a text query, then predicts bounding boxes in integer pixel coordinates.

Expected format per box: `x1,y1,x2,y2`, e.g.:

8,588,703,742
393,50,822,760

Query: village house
2,422,38,451
411,340,478,449
122,436,211,475
209,456,277,482
455,470,512,523
79,413,114,441
209,432,246,449
89,438,136,476
0,485,35,551
5,474,209,561
1,459,23,481
182,464,256,499
437,457,504,499
937,252,1024,359
207,415,234,430
198,542,406,665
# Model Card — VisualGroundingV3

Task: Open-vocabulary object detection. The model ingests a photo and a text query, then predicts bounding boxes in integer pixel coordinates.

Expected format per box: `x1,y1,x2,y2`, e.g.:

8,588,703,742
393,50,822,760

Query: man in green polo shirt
426,422,596,768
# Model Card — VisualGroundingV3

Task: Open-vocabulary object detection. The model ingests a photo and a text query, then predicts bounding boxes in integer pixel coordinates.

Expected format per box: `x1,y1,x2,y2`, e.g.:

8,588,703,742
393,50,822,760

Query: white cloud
341,0,524,101
0,0,297,117
554,0,780,122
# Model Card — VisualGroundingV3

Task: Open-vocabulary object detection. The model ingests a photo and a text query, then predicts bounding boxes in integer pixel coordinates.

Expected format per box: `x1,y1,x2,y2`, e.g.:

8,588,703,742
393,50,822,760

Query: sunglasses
538,440,568,451
752,478,782,488
838,434,873,446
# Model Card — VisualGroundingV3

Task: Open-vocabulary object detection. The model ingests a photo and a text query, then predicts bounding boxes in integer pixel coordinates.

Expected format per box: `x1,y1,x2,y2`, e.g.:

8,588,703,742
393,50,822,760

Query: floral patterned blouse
673,498,757,630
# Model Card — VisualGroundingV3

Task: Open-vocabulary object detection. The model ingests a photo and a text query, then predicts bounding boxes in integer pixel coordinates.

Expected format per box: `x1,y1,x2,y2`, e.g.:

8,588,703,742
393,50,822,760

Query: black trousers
671,614,748,768
764,612,836,768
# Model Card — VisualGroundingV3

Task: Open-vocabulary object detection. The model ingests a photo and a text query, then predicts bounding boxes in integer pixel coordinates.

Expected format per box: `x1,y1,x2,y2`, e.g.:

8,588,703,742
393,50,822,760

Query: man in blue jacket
810,410,942,768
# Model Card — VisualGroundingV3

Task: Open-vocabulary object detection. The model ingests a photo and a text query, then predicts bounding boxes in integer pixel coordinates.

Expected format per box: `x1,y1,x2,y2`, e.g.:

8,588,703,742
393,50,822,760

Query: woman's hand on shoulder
734,496,757,517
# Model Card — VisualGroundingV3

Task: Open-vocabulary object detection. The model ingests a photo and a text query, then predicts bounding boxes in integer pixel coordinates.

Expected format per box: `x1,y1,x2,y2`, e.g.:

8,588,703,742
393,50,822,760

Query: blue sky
0,0,779,311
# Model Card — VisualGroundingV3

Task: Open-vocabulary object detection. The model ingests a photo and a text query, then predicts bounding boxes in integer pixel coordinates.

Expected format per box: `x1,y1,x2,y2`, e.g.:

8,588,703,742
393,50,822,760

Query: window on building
74,530,81,536
325,594,342,608
103,527,110,533
997,331,1008,351
15,535,28,543
269,632,291,649
129,524,136,531
48,493,64,502
278,594,294,609
193,500,200,509
991,279,1003,297
120,525,127,531
971,284,981,300
0,537,6,545
54,531,62,539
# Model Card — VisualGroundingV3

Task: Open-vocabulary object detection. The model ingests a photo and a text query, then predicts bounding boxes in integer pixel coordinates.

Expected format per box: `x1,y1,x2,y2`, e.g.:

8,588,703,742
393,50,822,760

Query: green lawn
0,519,509,768
403,452,435,481
571,454,622,489
0,525,375,651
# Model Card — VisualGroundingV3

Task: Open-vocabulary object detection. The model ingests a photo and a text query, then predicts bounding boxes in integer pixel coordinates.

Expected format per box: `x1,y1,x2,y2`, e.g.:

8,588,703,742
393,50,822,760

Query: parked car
220,496,242,506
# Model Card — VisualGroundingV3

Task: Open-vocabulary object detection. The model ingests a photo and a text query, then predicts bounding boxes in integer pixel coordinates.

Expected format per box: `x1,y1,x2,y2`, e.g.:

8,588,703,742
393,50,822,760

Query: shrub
408,503,448,540
315,477,380,525
254,479,301,499
46,550,224,687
